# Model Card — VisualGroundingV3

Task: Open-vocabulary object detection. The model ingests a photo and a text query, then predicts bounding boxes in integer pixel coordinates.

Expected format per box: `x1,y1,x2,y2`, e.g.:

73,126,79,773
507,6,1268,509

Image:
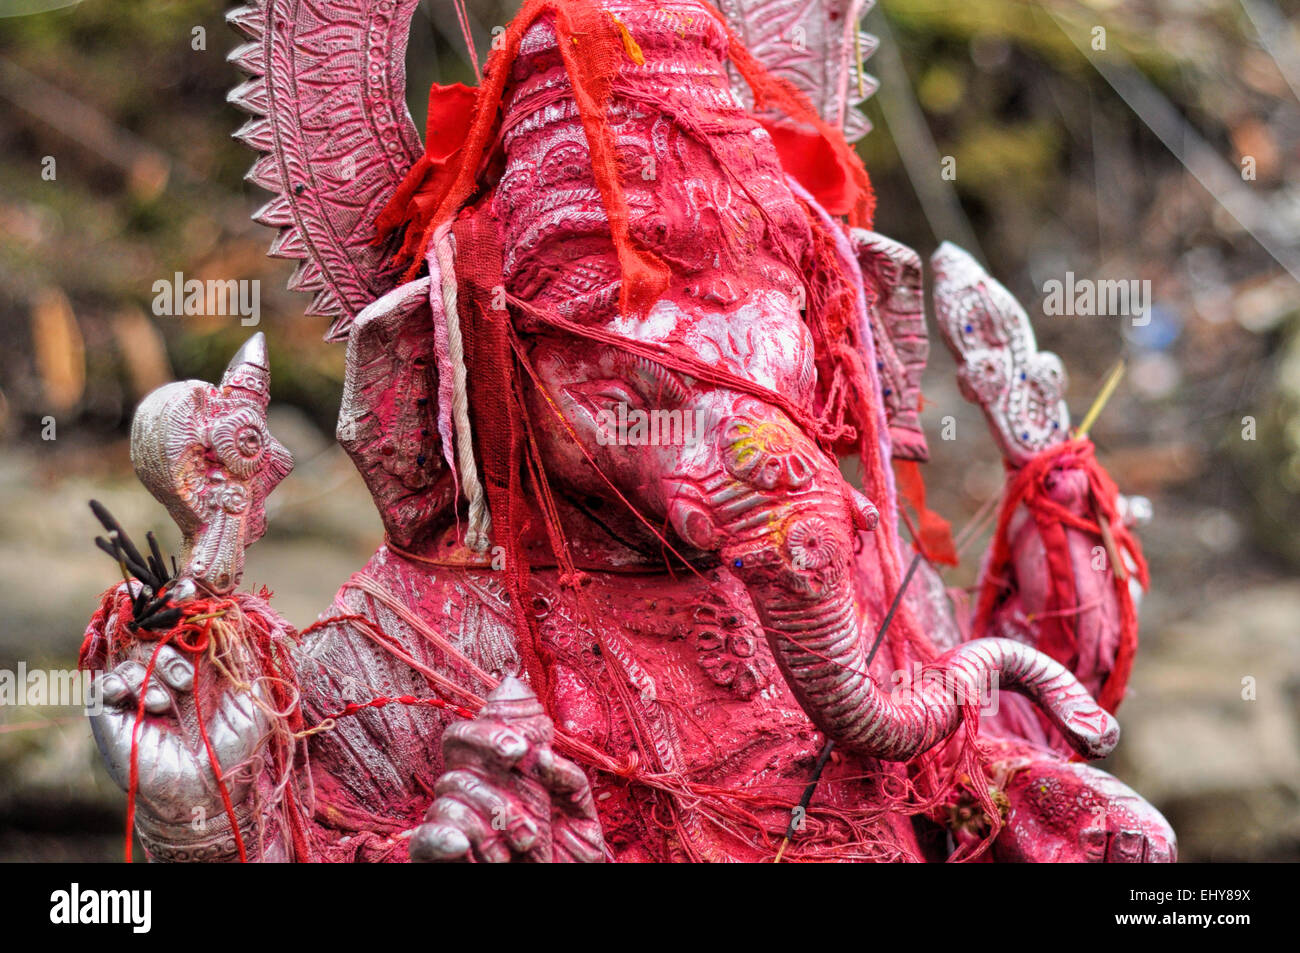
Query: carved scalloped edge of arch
226,0,424,342
716,0,879,143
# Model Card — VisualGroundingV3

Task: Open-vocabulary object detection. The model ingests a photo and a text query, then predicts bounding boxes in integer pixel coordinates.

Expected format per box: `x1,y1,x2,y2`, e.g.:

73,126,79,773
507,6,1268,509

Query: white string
434,222,492,551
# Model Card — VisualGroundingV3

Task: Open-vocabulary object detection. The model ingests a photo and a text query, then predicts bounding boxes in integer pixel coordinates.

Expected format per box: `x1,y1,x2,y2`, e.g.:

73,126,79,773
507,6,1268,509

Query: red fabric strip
894,458,958,566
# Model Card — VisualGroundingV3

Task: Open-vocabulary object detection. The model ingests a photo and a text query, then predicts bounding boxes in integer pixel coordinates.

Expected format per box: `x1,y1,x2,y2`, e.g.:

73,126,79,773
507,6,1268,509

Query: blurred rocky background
0,0,1296,860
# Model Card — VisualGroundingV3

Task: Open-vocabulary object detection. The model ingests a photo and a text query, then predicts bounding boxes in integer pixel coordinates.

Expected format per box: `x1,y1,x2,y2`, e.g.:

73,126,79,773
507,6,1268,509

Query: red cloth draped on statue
974,439,1149,714
373,0,875,307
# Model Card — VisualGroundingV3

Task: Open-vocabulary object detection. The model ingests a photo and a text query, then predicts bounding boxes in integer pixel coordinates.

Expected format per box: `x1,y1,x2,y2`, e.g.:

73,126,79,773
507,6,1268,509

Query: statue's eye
236,427,263,456
564,380,646,419
209,408,268,477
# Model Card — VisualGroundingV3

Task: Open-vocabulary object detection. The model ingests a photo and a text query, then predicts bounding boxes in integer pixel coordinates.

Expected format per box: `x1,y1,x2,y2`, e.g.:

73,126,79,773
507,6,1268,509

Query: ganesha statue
79,0,1175,862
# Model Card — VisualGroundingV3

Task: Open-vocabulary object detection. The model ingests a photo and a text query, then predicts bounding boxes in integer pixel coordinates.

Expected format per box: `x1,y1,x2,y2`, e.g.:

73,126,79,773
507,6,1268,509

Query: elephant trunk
666,408,1118,763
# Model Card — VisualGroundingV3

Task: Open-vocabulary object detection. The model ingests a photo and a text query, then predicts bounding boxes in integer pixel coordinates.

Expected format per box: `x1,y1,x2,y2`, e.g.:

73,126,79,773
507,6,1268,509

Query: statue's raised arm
83,334,301,862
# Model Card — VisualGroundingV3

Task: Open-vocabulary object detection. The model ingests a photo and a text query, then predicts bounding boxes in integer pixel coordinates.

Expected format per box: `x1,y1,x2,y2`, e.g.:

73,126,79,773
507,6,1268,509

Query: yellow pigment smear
609,12,646,65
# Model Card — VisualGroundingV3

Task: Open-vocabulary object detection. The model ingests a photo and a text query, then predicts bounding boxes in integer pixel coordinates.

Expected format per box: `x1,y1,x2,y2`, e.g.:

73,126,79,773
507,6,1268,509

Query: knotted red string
974,439,1149,714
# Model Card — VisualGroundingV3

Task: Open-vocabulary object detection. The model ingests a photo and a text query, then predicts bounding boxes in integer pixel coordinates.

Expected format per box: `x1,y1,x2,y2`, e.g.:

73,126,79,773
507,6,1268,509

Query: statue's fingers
409,822,471,863
142,682,172,715
536,752,597,819
88,707,133,788
154,645,195,693
434,769,539,854
89,706,169,791
552,819,607,864
441,720,528,772
99,671,134,708
535,751,589,794
1106,829,1146,863
109,660,147,702
107,659,172,715
1145,836,1174,864
1079,822,1109,863
207,688,266,766
425,796,511,863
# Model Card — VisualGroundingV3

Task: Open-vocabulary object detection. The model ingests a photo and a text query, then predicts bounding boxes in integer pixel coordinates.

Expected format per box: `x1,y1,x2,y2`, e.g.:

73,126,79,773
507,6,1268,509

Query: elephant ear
850,229,929,462
337,278,455,550
716,0,879,143
227,0,425,342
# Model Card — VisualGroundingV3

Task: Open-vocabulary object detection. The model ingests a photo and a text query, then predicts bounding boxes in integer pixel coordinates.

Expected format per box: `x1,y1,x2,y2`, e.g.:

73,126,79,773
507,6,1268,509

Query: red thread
191,662,249,863
315,694,476,723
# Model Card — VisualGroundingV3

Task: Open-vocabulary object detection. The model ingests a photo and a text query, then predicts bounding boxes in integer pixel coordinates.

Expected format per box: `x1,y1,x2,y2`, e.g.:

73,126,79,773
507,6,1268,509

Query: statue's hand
992,758,1176,863
89,609,270,857
410,678,605,863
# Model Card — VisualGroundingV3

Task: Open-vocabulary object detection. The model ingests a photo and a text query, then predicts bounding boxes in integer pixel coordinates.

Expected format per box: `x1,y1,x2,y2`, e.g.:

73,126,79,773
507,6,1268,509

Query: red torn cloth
373,0,875,313
372,82,478,248
895,458,959,566
452,202,557,710
760,120,860,217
